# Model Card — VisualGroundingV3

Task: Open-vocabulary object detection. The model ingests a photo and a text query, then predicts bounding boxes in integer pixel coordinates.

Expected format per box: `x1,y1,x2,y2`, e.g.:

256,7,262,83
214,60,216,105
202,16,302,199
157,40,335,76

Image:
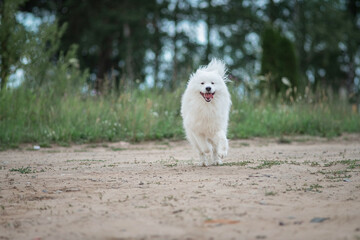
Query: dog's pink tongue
205,93,213,99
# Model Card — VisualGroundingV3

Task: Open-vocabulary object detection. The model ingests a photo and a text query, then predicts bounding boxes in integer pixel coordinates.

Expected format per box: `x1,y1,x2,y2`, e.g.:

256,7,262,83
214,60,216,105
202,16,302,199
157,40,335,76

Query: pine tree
0,0,26,90
261,26,298,98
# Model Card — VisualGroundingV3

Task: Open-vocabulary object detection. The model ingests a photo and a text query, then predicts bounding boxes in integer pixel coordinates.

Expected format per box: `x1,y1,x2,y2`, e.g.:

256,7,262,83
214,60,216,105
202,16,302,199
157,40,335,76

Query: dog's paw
201,161,209,167
213,154,223,166
214,159,223,166
218,149,228,159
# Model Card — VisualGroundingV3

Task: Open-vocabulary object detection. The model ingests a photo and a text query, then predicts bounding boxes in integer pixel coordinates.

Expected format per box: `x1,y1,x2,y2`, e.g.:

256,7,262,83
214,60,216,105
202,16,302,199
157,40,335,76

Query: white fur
181,58,231,166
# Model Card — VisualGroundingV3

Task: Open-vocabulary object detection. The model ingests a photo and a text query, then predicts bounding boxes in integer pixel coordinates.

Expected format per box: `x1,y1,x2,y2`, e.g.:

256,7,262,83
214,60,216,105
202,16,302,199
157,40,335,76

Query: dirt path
1,135,360,240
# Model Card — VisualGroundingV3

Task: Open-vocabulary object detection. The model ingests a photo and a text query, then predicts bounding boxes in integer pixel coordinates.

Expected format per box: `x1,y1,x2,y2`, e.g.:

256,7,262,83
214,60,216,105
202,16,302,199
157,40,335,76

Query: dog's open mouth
200,92,215,102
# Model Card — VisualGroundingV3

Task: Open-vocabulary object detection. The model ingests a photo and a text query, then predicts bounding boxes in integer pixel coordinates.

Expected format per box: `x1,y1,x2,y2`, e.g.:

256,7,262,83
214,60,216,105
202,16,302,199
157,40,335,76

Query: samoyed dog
181,59,231,166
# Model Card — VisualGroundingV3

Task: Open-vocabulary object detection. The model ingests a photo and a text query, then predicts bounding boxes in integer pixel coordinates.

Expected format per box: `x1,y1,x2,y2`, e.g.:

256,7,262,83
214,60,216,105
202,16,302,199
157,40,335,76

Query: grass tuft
10,166,32,174
252,160,284,169
222,161,252,166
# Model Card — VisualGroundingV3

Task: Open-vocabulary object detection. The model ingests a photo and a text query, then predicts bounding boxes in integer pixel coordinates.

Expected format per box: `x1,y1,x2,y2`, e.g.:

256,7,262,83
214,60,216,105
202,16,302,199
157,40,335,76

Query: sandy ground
1,134,360,240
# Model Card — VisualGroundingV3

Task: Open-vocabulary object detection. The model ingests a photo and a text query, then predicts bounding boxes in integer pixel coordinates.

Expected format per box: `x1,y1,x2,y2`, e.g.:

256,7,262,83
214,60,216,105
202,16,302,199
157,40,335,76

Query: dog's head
187,59,229,103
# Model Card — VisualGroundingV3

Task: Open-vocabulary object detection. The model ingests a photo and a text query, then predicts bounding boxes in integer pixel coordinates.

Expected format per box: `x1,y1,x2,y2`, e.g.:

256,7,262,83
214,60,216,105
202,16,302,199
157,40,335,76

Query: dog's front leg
193,134,213,166
212,149,223,165
216,131,228,159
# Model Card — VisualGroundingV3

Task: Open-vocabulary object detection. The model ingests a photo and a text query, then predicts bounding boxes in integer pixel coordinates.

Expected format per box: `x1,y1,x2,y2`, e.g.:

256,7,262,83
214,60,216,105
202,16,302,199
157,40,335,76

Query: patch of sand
1,134,360,239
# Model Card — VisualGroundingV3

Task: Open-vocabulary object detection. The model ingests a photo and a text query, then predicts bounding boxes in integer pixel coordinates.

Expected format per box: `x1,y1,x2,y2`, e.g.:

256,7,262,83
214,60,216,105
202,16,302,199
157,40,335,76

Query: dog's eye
201,82,204,85
211,82,214,85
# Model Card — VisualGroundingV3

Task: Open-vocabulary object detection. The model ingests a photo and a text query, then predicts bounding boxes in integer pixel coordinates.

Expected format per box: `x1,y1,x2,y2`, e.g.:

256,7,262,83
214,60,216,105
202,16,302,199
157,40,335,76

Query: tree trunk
95,37,112,94
0,44,9,90
204,0,212,64
345,0,358,95
153,6,161,89
124,22,134,89
171,0,179,90
268,0,276,24
294,0,307,93
0,2,10,91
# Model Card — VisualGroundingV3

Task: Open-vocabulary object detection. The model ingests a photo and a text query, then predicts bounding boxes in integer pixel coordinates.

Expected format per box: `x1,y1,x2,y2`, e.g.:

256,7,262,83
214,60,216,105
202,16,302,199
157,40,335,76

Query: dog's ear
206,58,229,82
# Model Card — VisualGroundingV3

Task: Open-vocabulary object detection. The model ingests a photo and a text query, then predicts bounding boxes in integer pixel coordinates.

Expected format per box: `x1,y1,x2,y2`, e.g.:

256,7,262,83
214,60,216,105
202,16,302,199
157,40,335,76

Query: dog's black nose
206,87,211,92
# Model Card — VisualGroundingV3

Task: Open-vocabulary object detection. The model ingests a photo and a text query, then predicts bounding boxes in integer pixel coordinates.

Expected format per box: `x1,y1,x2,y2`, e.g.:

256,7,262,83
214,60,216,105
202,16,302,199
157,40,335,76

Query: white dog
181,59,231,166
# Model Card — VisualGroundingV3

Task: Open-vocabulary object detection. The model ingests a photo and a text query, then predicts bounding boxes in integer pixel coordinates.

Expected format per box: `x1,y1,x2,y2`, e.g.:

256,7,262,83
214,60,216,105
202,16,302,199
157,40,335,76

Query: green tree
292,0,359,93
23,0,156,93
21,21,88,95
211,0,262,78
345,0,360,96
261,26,298,98
0,0,26,90
18,0,360,96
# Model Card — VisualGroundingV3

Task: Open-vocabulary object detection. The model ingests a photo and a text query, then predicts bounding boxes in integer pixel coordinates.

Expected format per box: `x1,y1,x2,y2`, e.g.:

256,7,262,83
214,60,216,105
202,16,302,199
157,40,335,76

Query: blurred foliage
261,25,299,99
9,0,357,97
0,0,358,98
0,0,27,90
21,21,88,97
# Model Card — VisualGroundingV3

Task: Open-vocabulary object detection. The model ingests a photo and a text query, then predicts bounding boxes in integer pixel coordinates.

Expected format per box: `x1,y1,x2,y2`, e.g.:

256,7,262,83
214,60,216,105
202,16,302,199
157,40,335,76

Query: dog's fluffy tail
204,58,229,81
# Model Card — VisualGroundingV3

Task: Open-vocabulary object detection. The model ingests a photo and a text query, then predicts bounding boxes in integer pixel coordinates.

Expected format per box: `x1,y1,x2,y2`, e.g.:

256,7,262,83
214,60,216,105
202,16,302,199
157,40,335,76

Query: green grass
315,169,352,180
0,86,360,149
10,166,32,174
0,88,183,147
229,96,360,139
110,147,126,151
278,137,292,144
252,160,285,169
306,184,323,193
222,161,251,166
323,159,360,169
39,142,52,148
265,191,277,196
65,159,106,163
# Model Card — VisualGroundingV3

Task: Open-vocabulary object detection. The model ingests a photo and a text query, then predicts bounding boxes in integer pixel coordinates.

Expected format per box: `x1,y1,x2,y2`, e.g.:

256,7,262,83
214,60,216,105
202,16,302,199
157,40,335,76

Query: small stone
172,209,183,214
310,217,330,223
13,220,21,228
65,188,80,192
139,181,144,185
256,235,266,239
